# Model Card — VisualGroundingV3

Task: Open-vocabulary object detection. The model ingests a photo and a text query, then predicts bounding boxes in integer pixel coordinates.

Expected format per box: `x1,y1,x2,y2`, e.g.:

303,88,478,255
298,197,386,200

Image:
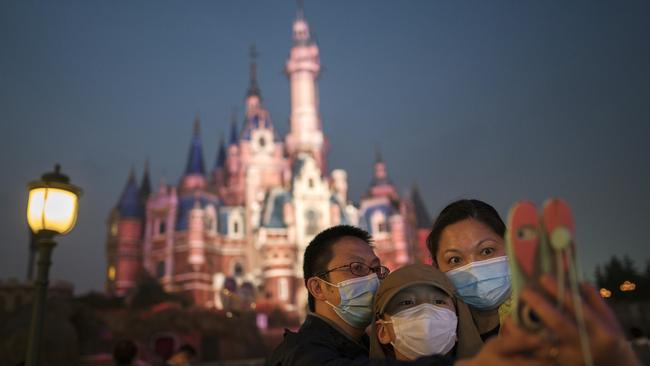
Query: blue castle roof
260,189,292,228
185,118,206,175
359,201,394,234
117,170,144,218
229,116,239,145
175,195,221,231
215,137,226,169
139,160,151,200
410,184,432,229
240,114,279,142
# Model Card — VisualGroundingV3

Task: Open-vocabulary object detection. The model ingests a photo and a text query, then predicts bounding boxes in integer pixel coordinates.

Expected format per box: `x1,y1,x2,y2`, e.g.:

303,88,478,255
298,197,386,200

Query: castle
105,8,433,313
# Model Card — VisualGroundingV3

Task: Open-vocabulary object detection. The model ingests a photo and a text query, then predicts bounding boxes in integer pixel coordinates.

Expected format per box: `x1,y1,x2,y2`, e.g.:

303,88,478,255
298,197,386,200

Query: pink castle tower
358,149,411,271
284,6,328,172
106,166,149,296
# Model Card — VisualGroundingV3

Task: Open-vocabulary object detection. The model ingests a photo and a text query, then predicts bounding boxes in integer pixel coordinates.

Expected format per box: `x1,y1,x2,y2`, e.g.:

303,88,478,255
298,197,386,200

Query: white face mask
381,303,457,360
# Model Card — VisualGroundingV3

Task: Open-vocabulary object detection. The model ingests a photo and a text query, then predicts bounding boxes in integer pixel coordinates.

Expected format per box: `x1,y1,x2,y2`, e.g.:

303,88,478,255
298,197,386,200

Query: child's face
385,284,454,315
377,284,455,360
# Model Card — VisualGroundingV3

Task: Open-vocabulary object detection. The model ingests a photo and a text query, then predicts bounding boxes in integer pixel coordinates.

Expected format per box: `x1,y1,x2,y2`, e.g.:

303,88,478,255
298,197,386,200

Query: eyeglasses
316,262,390,280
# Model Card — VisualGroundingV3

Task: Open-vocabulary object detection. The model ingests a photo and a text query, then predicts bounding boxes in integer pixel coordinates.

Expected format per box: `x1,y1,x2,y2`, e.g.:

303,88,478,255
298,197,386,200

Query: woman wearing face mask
426,199,510,340
370,264,483,361
425,199,642,366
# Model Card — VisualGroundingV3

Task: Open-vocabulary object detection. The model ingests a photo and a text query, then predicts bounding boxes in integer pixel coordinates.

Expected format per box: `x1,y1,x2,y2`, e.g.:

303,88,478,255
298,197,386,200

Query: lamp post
25,164,82,366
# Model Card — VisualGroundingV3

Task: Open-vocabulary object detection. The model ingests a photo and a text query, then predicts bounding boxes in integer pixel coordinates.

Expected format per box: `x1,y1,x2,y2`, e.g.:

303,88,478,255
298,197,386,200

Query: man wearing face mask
268,225,463,366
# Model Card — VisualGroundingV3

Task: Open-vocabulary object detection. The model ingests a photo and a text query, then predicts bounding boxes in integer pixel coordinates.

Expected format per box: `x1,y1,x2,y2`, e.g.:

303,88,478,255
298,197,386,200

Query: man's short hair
303,225,373,311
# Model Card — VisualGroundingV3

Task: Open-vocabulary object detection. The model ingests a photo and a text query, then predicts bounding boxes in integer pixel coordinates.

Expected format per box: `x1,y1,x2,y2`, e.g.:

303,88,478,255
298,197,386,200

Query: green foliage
128,271,193,309
595,255,650,301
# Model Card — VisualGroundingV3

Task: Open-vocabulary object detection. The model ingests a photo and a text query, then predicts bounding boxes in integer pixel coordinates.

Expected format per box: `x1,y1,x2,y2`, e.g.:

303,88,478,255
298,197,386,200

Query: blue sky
1,0,649,293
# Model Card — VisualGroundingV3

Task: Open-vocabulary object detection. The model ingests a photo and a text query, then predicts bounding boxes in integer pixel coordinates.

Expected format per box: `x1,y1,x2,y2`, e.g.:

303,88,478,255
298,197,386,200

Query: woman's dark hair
426,199,505,264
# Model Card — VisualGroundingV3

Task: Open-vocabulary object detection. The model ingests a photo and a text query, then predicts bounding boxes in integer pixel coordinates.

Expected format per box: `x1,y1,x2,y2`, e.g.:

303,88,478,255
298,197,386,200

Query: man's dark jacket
266,314,453,366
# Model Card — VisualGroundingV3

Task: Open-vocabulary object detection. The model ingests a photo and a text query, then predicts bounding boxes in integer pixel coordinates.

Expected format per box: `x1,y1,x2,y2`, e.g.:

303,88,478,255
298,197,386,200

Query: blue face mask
320,273,380,328
445,256,511,310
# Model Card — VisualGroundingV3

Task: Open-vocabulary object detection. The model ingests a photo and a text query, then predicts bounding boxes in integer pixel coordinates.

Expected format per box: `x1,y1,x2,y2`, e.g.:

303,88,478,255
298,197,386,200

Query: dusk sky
1,0,649,293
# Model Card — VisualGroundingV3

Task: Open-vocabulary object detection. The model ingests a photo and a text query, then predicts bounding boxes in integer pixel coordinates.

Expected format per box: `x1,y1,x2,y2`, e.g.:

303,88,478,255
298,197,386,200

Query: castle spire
296,0,304,20
117,167,143,218
139,158,151,201
229,110,239,145
374,145,383,164
285,1,325,171
184,115,206,175
128,165,135,181
215,134,226,169
246,44,261,98
292,0,311,45
410,184,432,229
373,146,388,181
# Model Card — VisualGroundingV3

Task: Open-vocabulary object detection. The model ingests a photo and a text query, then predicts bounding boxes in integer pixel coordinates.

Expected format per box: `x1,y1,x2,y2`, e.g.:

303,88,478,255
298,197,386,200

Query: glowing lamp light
27,165,82,235
25,164,82,366
620,280,636,292
599,288,612,298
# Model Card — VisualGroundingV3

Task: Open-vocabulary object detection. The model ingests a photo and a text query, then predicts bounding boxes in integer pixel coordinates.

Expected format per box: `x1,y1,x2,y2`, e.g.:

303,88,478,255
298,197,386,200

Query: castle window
228,214,244,239
110,222,118,236
234,263,244,277
305,209,319,235
108,266,116,281
308,178,314,188
371,210,388,235
158,221,166,236
156,261,165,278
259,136,266,148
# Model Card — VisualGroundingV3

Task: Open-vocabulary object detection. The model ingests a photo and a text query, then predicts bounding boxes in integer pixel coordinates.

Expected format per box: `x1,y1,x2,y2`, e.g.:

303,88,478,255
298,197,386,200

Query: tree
595,255,649,301
128,272,192,309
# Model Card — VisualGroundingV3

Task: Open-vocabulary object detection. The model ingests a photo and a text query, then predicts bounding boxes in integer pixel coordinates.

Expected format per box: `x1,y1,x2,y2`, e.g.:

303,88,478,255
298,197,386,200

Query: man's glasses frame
315,261,390,280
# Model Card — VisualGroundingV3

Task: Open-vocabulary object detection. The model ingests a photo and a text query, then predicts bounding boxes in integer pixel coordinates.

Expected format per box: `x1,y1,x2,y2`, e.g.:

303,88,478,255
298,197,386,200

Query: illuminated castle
105,8,432,312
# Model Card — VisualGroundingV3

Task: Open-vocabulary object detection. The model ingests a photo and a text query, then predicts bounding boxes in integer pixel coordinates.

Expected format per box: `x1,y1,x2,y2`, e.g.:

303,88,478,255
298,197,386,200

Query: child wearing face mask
370,264,484,361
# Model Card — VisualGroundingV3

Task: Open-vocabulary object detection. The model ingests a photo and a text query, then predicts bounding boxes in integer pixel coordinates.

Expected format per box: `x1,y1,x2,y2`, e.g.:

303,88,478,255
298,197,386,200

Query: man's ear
307,277,328,302
376,320,393,345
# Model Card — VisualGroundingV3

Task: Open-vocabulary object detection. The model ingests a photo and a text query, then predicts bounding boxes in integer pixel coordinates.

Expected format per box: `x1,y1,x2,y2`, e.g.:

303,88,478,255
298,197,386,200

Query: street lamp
25,164,82,366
